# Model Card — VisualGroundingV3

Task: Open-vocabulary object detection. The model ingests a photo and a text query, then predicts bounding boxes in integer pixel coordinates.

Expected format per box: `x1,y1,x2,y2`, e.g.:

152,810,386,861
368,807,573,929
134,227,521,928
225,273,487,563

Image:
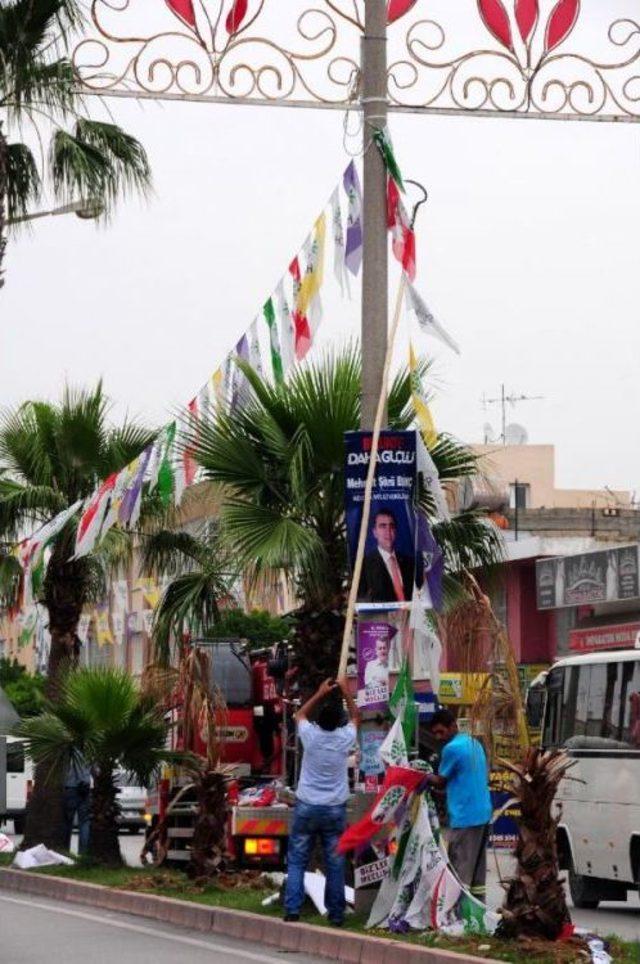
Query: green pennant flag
373,126,405,192
156,422,177,507
264,297,284,384
389,656,417,748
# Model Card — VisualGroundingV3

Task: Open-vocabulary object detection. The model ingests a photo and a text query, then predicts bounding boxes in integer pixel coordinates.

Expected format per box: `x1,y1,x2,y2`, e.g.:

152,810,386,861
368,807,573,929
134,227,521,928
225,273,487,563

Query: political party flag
211,366,226,410
297,213,326,340
387,177,416,281
343,160,363,277
416,432,450,523
337,765,425,854
406,283,460,355
276,279,295,374
16,500,83,601
410,585,443,693
379,715,409,767
409,342,437,450
330,187,350,298
197,380,211,425
119,445,153,529
248,318,264,377
373,125,405,192
94,604,114,648
75,473,118,558
415,509,444,612
149,422,179,508
264,297,284,384
290,255,312,361
389,656,418,748
231,334,252,410
98,462,137,541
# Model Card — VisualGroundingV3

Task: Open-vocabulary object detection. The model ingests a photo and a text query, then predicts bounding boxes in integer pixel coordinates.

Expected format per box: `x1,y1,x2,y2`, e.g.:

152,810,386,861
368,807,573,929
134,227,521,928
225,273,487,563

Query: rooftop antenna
482,384,544,445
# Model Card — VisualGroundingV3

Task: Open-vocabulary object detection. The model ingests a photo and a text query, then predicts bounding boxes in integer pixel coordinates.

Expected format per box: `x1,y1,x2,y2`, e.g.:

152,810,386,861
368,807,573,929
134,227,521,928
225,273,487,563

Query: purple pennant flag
415,510,444,611
343,161,363,277
119,445,152,528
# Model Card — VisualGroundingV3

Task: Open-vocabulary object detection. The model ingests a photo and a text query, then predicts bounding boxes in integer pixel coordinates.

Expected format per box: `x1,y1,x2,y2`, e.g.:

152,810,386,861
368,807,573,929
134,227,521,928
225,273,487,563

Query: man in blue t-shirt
424,709,492,901
283,677,359,926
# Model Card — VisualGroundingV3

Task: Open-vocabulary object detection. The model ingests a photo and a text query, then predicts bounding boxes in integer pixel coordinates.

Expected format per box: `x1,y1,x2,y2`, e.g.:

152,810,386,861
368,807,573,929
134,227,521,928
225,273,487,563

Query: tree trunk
188,770,228,880
22,543,85,850
498,748,574,941
89,767,123,867
0,123,8,289
292,606,345,698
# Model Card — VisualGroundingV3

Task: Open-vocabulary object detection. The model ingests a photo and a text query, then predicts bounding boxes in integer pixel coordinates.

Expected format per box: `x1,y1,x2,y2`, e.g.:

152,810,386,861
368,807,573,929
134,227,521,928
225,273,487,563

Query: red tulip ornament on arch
165,0,196,28
226,0,249,35
477,0,514,52
387,0,418,24
515,0,538,45
545,0,580,53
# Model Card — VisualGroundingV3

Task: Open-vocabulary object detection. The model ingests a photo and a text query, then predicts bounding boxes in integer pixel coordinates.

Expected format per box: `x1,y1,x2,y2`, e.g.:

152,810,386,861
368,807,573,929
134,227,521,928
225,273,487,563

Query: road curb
0,867,495,963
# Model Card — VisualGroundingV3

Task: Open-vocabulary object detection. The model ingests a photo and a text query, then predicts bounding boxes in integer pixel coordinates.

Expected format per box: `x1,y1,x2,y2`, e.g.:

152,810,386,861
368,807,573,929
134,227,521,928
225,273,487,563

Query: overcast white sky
2,2,640,496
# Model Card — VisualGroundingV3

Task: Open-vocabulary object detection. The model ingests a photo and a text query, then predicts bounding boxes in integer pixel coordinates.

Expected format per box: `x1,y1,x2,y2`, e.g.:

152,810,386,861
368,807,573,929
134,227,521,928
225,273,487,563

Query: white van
528,649,640,908
0,736,34,835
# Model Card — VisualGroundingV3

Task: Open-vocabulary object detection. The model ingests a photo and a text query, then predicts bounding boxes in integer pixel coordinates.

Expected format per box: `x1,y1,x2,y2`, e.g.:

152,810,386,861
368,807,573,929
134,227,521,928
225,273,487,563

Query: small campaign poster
357,621,395,710
360,727,386,779
344,430,417,611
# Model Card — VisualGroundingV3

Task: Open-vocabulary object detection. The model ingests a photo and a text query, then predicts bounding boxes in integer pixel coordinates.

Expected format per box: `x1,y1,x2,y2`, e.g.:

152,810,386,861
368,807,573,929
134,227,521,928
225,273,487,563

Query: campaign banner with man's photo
345,430,417,611
357,621,396,709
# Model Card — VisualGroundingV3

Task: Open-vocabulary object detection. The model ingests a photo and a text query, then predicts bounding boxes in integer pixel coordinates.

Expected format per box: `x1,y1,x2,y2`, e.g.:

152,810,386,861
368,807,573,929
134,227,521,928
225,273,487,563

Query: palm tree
17,667,180,867
175,348,503,688
0,0,151,286
0,382,157,848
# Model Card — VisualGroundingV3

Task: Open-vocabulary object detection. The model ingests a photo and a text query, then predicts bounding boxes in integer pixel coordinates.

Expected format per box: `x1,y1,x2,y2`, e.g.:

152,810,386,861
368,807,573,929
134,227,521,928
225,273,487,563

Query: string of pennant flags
9,129,461,606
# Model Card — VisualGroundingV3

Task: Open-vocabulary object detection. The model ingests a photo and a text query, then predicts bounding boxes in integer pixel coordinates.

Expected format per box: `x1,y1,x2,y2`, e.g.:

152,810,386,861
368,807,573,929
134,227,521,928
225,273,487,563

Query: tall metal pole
360,0,388,430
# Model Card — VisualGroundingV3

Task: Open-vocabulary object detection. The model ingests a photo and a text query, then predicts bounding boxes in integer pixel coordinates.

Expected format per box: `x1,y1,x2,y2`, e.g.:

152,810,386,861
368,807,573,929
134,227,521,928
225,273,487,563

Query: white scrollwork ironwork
73,1,640,121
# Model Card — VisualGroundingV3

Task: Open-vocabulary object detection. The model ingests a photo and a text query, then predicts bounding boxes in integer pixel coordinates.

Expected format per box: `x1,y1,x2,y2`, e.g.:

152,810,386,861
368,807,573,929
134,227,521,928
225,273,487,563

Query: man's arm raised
337,676,360,730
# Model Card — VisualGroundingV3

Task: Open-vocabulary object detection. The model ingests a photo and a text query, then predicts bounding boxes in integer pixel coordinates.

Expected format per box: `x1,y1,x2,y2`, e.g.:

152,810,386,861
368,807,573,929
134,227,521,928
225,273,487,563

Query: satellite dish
505,423,529,446
483,422,496,443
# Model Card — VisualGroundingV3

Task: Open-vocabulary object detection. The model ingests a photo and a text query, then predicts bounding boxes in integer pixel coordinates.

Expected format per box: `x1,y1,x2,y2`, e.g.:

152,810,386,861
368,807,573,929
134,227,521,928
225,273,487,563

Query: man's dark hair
372,508,397,526
427,708,456,730
317,693,345,732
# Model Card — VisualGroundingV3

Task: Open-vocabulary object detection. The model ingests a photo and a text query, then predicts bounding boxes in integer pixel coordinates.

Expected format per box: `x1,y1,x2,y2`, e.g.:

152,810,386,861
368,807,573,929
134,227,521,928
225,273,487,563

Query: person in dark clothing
63,756,91,855
357,509,414,604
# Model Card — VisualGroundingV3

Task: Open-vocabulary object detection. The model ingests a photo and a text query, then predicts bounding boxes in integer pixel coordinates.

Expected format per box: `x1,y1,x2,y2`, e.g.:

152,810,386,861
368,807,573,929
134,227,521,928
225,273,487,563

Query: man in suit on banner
358,508,414,605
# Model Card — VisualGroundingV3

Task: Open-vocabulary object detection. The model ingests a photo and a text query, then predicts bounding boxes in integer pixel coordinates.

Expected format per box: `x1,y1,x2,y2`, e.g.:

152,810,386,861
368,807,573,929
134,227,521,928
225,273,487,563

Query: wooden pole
337,271,407,678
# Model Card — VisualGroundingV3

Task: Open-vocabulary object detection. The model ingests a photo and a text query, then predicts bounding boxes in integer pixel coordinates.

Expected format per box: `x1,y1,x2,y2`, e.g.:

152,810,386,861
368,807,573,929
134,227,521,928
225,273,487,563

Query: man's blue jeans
284,800,347,923
63,784,91,855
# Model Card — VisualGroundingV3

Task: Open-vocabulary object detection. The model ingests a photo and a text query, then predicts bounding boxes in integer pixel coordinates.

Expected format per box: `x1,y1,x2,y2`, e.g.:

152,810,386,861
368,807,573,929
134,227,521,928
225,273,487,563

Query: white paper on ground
12,844,74,869
0,833,15,854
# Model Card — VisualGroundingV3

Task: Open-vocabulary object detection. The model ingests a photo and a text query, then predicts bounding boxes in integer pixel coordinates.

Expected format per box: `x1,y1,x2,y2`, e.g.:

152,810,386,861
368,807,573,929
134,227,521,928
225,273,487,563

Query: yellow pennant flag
296,213,326,321
410,342,438,450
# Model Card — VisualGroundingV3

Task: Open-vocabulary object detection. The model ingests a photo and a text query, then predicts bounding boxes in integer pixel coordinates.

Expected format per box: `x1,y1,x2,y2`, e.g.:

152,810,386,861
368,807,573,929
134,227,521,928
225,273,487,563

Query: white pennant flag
410,584,443,695
406,283,461,356
248,318,264,377
276,279,295,375
330,187,350,299
416,433,450,522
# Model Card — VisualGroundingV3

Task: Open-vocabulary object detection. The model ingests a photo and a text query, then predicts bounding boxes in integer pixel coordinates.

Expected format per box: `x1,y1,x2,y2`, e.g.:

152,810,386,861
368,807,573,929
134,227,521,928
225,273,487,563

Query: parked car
115,770,147,834
0,736,33,835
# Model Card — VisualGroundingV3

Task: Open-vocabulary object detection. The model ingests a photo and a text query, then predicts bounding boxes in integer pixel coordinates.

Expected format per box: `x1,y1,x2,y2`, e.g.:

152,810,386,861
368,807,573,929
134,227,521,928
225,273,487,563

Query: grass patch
0,857,637,963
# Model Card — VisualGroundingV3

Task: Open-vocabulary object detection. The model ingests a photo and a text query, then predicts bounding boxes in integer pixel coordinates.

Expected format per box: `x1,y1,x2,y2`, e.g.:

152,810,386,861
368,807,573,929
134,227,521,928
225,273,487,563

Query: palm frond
50,119,151,211
5,142,41,221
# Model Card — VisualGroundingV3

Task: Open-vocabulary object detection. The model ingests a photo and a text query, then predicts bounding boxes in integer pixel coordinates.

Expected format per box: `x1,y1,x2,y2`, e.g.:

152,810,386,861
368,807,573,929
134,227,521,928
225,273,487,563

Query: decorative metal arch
73,1,640,121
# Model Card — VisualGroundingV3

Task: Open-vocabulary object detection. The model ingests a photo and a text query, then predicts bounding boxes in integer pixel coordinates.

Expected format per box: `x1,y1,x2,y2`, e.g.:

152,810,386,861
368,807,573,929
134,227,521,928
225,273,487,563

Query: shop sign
569,622,640,653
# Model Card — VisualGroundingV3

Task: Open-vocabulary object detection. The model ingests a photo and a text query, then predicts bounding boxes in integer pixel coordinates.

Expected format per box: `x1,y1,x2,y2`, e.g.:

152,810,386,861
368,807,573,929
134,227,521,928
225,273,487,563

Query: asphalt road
4,826,639,943
0,889,325,964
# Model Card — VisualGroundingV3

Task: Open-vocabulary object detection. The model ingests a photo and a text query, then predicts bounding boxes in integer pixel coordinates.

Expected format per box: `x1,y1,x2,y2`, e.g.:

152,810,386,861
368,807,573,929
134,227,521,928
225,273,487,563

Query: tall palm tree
17,667,181,867
0,381,157,848
0,0,151,285
175,348,503,687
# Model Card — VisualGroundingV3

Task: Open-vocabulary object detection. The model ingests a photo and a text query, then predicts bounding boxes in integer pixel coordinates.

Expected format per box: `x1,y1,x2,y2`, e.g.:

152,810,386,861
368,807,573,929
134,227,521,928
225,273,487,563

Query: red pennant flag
337,765,425,854
387,178,416,282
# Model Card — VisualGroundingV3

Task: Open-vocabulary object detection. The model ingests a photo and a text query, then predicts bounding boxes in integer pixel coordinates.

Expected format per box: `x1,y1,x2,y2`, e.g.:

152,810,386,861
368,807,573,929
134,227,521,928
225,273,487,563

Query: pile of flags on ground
339,686,497,938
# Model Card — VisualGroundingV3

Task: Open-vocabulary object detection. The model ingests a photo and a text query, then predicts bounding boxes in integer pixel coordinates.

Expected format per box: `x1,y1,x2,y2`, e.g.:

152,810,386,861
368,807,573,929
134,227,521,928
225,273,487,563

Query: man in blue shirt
425,709,492,901
284,677,359,926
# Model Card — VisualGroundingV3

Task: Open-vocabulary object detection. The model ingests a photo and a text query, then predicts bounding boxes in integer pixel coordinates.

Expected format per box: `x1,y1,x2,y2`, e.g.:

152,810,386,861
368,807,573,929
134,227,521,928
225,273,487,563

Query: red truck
145,638,294,870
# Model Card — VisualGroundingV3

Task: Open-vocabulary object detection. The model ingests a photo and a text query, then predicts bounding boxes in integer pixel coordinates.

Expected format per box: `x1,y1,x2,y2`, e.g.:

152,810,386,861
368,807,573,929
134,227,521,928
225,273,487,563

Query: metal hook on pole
405,178,429,229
